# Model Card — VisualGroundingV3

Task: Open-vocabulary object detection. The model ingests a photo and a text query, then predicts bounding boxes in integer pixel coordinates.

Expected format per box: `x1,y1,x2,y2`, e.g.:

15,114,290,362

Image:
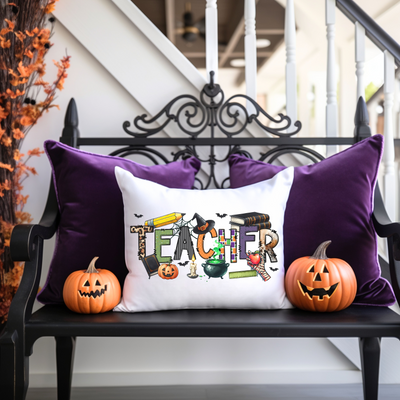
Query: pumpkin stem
86,256,100,273
310,241,332,260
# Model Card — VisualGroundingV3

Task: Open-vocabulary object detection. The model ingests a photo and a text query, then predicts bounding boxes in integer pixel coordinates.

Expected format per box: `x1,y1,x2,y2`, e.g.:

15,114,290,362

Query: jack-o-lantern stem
309,240,332,260
86,257,100,274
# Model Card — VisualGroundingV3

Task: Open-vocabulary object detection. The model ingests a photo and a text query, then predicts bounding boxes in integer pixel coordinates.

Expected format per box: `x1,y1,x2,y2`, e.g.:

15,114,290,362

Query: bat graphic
269,267,279,272
216,213,227,218
134,214,143,218
178,261,189,266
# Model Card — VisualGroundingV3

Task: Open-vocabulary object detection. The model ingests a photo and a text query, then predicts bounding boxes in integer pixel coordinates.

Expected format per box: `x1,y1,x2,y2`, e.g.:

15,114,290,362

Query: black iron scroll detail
123,94,207,139
123,71,302,139
121,71,303,189
109,146,169,165
259,146,325,164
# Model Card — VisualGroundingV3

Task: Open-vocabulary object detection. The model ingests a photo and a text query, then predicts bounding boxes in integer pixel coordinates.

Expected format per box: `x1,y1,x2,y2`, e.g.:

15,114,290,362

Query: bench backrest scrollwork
60,71,369,189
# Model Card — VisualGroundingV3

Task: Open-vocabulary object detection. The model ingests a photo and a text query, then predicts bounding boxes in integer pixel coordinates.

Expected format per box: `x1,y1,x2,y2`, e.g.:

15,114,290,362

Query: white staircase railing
336,0,400,221
201,0,399,220
383,50,396,221
284,0,297,131
206,0,219,83
245,0,257,114
325,0,338,156
355,21,365,102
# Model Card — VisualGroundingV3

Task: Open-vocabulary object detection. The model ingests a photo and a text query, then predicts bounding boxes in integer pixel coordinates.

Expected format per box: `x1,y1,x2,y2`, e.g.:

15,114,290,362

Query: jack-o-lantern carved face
285,241,357,312
298,264,339,300
158,263,179,280
79,276,108,299
63,257,121,314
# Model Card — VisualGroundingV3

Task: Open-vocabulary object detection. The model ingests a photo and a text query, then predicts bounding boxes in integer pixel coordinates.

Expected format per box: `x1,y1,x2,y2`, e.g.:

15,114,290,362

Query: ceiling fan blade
194,17,205,35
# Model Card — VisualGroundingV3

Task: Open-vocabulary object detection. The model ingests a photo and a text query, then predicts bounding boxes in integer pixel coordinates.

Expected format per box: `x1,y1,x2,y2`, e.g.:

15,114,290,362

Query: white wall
20,0,385,388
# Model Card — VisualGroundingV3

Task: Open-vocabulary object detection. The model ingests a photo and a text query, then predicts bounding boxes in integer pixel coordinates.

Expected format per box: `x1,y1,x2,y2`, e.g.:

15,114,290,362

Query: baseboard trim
30,369,362,388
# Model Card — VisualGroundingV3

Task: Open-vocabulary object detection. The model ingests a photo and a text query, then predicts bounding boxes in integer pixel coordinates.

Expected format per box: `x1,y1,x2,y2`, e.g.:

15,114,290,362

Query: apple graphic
247,250,261,265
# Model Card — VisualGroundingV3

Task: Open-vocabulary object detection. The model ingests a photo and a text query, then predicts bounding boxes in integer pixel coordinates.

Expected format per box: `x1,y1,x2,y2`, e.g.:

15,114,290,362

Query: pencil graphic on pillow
145,212,184,228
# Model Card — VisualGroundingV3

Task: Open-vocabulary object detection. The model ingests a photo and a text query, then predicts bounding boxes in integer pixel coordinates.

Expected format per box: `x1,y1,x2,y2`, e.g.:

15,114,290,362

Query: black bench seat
27,304,400,340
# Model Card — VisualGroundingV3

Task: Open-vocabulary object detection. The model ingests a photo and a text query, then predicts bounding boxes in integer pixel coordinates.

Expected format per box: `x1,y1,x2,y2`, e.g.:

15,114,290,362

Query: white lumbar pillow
114,165,294,312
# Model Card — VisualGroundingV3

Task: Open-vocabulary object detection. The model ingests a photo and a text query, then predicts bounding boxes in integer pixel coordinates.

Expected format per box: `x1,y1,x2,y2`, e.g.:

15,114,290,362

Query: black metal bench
1,76,400,400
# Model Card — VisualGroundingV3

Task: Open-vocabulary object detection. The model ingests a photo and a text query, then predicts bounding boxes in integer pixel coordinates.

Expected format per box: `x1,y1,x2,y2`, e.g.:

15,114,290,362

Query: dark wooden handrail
336,0,400,66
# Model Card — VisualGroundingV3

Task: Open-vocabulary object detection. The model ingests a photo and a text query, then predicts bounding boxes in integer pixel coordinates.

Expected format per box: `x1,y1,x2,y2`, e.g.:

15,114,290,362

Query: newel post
61,98,80,148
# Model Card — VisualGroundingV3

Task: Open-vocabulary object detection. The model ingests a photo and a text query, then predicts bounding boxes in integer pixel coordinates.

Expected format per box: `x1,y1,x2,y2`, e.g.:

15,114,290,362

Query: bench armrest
372,184,400,303
11,180,59,262
2,181,59,337
372,185,400,246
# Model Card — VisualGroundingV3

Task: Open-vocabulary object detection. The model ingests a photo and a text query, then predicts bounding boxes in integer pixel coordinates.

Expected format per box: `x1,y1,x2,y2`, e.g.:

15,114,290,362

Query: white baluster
326,0,338,156
165,0,175,45
383,50,396,221
355,22,365,101
245,0,257,115
206,0,218,83
285,0,297,132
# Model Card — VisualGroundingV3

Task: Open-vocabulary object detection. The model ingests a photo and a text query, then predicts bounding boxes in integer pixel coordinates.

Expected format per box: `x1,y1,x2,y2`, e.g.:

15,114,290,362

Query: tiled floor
26,384,400,400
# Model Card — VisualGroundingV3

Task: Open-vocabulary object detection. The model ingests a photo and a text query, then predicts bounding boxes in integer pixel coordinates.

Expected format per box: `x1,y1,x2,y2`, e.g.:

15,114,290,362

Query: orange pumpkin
158,263,179,280
285,241,357,312
63,257,121,314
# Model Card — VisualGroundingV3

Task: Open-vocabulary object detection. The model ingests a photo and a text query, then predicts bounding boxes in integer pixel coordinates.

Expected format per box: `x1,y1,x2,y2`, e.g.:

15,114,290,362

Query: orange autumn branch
0,0,68,323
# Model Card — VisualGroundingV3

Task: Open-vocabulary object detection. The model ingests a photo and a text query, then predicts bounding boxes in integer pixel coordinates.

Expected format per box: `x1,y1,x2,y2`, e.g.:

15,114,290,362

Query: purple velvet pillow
229,134,395,306
38,140,201,305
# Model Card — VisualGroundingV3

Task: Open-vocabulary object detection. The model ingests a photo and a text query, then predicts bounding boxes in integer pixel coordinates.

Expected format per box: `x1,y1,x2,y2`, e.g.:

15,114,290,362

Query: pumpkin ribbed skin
63,257,121,314
285,241,357,312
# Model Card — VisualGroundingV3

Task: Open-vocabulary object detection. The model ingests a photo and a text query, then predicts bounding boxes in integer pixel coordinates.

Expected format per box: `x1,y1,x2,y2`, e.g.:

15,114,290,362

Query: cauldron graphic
202,259,230,279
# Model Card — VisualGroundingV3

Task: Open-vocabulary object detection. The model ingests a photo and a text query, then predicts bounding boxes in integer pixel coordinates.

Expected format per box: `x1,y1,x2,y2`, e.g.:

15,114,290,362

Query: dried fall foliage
0,0,70,323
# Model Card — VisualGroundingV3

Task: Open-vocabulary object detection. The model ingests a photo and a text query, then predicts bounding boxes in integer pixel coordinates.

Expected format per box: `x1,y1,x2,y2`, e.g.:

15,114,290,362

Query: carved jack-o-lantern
63,257,121,314
285,241,357,312
158,263,179,280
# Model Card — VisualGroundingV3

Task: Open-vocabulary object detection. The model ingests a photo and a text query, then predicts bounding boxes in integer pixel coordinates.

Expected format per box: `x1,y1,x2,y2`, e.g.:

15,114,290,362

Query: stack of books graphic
230,212,271,231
